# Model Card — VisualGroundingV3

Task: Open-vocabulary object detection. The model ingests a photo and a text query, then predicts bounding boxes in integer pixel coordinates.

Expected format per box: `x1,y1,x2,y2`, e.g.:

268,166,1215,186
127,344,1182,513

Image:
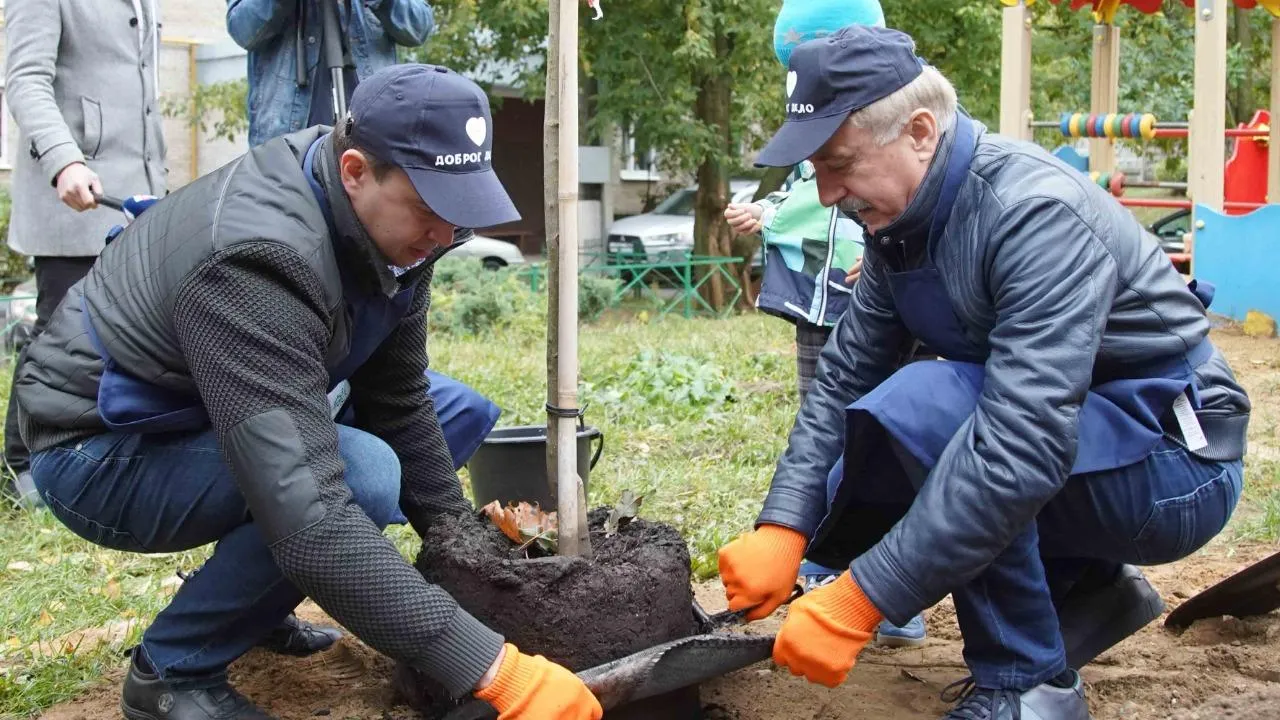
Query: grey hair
845,65,957,146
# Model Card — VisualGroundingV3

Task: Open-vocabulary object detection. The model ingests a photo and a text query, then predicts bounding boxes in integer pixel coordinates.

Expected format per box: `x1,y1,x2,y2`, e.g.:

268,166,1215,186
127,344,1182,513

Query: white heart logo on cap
786,71,797,98
465,117,487,147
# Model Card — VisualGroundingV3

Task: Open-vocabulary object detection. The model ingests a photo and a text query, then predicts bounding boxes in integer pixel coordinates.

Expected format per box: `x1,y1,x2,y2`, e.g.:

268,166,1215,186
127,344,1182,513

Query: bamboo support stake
548,0,590,557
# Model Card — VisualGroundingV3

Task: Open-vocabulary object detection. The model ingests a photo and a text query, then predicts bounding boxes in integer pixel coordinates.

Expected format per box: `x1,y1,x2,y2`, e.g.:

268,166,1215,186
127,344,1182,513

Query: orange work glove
718,523,808,621
773,571,883,687
474,644,603,720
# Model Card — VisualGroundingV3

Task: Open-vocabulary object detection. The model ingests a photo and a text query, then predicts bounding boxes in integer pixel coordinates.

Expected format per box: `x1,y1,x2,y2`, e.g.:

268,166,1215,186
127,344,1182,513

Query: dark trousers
4,256,97,474
822,435,1241,690
33,425,402,685
30,375,498,685
795,321,832,401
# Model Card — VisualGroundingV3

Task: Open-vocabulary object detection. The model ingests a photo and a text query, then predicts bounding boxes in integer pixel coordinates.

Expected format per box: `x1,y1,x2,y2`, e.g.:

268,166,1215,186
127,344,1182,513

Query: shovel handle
93,193,126,211
705,584,804,629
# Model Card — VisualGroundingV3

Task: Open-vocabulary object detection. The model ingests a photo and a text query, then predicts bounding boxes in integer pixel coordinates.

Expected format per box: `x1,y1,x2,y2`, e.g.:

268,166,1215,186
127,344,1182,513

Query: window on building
619,125,660,182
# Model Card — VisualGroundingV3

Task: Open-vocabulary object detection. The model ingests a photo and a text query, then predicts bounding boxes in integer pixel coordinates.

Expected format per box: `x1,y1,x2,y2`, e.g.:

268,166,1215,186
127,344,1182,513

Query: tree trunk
1236,7,1254,126
692,24,733,310
544,0,562,513
752,166,791,202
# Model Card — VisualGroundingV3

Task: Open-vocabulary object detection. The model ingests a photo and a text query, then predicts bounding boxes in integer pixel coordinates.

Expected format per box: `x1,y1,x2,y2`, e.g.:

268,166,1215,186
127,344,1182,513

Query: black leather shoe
255,614,342,657
121,655,273,720
1059,564,1164,669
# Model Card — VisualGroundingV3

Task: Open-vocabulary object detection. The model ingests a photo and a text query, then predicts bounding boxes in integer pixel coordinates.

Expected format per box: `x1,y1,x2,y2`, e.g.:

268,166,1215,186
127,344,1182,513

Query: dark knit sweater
14,127,503,697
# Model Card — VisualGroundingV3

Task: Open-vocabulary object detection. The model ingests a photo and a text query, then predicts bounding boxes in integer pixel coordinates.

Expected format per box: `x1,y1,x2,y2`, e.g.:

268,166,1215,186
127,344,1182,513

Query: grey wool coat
4,0,167,257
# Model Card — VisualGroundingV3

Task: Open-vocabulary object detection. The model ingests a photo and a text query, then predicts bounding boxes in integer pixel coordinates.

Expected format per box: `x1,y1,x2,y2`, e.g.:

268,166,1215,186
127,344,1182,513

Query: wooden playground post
1190,0,1228,213
1000,1,1033,141
1190,0,1228,279
1089,22,1121,173
1269,16,1280,203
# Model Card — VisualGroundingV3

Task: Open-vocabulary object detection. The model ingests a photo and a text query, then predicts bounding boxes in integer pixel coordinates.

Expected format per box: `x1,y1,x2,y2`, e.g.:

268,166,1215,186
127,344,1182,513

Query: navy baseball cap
348,64,520,229
756,25,925,168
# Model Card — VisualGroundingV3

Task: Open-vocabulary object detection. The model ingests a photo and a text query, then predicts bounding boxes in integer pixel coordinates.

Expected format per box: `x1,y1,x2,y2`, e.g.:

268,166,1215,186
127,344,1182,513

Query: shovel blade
440,632,775,720
581,632,775,708
1165,550,1280,629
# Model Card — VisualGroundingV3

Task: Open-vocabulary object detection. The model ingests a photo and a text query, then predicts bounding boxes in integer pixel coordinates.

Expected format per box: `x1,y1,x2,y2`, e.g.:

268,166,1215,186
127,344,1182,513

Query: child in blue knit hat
725,0,927,649
773,0,885,67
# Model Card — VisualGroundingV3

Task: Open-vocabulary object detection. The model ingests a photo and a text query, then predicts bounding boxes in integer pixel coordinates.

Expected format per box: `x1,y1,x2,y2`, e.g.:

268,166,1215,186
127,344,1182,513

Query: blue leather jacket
227,0,434,146
757,117,1251,626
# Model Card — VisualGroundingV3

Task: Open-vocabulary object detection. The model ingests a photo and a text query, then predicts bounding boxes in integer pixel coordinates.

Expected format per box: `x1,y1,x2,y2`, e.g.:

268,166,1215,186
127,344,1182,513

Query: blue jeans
30,377,498,686
821,436,1241,690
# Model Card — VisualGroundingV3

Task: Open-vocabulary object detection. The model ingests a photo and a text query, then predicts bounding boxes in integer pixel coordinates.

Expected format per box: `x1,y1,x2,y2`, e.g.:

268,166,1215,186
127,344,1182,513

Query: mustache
838,197,871,214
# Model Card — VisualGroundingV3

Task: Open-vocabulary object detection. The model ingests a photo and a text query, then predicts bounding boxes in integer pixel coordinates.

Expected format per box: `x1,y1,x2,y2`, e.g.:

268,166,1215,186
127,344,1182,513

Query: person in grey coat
716,26,1249,720
2,0,341,663
2,0,166,503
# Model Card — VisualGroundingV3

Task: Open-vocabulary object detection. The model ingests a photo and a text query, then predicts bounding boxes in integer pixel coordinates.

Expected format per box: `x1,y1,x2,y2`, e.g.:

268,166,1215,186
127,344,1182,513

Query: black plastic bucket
467,424,604,509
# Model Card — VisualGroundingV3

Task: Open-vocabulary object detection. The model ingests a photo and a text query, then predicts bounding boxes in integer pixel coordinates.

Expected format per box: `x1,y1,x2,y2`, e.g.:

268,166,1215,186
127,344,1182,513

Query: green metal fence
0,291,36,355
515,251,743,319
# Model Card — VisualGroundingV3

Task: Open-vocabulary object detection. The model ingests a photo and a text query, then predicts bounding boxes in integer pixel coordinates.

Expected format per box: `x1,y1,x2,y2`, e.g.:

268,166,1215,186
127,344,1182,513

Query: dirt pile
414,507,698,671
397,507,701,718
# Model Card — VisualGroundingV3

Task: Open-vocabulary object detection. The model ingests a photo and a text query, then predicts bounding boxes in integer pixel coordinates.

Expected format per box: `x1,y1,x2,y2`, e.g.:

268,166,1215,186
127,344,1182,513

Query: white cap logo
465,117,487,147
786,71,797,98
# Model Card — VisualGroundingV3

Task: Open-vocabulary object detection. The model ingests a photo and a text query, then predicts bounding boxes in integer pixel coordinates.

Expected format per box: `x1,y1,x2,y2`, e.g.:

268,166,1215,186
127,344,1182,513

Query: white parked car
450,233,526,269
606,180,760,262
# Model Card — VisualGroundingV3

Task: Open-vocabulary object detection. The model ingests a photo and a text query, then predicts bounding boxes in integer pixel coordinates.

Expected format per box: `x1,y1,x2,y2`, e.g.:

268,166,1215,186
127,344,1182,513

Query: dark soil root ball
395,507,703,718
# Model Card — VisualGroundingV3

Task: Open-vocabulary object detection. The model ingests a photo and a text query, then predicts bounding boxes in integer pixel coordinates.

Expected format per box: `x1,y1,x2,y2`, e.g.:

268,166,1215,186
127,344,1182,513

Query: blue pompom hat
773,0,886,66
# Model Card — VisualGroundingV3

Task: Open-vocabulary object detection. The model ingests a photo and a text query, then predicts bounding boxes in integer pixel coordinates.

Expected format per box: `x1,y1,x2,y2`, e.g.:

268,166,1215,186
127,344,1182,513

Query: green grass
0,308,1276,717
1233,459,1280,543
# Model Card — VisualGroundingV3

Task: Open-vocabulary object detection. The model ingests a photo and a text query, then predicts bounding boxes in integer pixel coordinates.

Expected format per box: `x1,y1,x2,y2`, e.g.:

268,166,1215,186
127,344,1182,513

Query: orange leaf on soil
480,500,558,547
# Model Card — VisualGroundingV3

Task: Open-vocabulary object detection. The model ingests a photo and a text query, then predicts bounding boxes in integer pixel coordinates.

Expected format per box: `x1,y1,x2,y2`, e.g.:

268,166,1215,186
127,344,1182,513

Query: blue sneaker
801,570,928,648
876,613,926,647
800,570,840,594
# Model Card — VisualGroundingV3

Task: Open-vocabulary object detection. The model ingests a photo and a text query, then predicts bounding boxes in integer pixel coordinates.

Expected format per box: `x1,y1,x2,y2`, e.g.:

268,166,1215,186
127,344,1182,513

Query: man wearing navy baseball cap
13,63,602,720
718,25,1248,720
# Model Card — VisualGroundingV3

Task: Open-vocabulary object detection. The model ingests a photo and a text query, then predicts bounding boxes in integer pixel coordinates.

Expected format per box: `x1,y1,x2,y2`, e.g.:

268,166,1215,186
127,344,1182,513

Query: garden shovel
1165,550,1280,629
441,587,801,719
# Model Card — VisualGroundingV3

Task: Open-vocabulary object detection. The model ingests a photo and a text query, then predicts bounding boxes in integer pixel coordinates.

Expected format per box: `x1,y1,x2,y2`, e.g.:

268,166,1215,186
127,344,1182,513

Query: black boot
121,652,273,720
254,614,342,657
1058,564,1164,669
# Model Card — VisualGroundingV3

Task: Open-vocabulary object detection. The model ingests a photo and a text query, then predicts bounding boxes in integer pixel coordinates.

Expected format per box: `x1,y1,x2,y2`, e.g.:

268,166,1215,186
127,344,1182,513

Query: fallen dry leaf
38,620,135,659
900,668,926,684
37,610,54,627
604,489,644,537
481,501,558,553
